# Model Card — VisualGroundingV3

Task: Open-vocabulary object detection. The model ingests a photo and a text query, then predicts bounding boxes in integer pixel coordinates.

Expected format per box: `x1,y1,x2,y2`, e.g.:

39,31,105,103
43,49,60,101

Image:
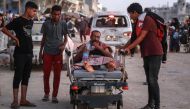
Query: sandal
10,102,19,109
42,95,49,102
52,97,59,104
20,100,36,107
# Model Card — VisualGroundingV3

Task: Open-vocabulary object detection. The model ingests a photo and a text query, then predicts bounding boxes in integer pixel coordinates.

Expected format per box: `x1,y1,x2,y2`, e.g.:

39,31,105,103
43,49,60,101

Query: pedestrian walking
79,17,88,43
124,3,163,109
169,18,180,52
171,28,180,52
1,1,38,109
39,5,68,103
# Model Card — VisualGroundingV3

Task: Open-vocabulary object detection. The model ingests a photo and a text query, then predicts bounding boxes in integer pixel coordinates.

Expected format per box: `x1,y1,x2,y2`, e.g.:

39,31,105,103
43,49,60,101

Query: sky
98,0,190,11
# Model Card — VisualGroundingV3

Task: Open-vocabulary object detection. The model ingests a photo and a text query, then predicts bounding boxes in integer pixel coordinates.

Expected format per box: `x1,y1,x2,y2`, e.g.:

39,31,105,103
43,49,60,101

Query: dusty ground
1,34,190,109
0,52,190,109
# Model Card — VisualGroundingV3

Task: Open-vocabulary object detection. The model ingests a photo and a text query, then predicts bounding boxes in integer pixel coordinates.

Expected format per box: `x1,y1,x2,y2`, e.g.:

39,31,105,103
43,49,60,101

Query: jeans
13,54,32,89
143,55,162,107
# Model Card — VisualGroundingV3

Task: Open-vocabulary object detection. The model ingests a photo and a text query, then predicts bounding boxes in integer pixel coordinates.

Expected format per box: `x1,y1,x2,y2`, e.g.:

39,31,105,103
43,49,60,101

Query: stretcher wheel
116,100,123,109
73,103,88,109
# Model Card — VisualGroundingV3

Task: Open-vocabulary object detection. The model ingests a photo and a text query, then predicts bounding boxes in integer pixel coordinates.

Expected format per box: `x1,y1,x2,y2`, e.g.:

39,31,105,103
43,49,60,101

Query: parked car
32,21,44,65
90,11,132,46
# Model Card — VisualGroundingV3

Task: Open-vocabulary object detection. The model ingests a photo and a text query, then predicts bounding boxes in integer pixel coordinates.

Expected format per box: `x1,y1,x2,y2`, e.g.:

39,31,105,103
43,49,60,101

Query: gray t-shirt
41,20,68,55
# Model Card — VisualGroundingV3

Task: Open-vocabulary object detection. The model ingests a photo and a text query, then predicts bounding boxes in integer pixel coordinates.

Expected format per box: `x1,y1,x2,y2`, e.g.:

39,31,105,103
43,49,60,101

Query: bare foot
84,62,95,72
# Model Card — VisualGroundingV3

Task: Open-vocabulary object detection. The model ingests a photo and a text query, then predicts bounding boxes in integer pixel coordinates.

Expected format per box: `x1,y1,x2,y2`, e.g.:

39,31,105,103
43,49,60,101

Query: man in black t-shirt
2,1,38,109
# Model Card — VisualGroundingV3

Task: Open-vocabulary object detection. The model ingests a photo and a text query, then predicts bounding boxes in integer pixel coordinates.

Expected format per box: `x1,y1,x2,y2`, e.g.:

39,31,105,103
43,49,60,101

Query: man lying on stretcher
73,30,116,72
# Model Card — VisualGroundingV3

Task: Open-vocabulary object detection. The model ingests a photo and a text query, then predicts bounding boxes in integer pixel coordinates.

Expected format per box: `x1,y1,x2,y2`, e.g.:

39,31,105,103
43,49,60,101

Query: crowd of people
168,17,190,53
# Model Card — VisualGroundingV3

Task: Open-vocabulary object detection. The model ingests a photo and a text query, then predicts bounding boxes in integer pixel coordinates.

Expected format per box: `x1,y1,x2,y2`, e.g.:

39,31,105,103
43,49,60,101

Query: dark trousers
143,55,162,107
162,41,168,62
13,54,33,89
80,30,86,42
170,38,180,52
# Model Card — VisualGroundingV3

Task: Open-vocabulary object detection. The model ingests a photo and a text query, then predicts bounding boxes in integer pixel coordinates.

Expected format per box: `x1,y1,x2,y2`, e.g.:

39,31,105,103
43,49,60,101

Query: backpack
146,11,167,43
136,12,167,43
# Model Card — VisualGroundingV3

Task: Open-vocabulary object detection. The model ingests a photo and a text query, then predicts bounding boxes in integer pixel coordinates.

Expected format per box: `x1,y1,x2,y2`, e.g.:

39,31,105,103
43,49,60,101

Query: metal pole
18,0,21,15
3,0,6,13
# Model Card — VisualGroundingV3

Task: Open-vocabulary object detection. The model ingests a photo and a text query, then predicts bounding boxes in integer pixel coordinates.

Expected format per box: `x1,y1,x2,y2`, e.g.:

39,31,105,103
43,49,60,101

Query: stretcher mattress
73,69,122,79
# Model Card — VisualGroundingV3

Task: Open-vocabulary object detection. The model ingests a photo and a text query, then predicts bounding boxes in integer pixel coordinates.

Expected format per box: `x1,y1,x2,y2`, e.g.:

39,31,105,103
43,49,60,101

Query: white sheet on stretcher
63,36,74,63
74,56,114,66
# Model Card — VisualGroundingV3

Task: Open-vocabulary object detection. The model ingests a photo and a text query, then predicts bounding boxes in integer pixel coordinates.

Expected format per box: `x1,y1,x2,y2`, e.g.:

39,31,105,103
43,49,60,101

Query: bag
146,11,167,42
136,12,167,42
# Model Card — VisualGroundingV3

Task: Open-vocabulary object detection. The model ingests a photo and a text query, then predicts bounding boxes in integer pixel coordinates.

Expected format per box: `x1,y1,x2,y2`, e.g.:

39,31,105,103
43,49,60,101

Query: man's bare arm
120,38,131,49
76,44,86,53
39,34,45,53
127,30,148,50
63,34,68,47
93,42,113,58
103,48,113,58
2,27,19,46
59,34,68,51
39,34,45,62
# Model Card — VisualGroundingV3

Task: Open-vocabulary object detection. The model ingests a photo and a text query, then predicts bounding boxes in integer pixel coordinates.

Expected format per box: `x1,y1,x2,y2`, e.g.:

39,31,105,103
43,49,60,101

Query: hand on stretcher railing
116,45,129,56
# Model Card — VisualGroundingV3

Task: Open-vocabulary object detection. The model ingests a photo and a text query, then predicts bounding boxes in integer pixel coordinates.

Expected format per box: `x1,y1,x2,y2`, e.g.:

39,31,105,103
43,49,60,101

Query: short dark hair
51,5,62,13
91,30,101,36
127,3,143,14
25,1,38,9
